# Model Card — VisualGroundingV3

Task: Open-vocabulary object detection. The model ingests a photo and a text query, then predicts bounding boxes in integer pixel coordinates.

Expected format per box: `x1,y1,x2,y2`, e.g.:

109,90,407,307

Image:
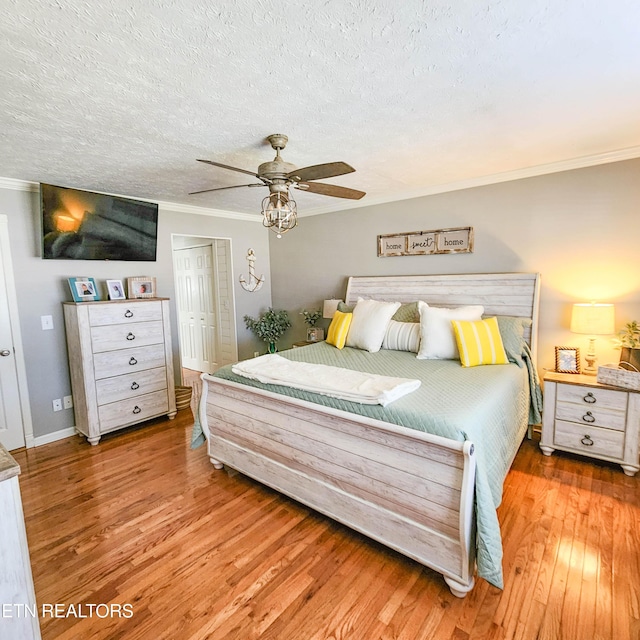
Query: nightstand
540,371,640,476
291,341,316,348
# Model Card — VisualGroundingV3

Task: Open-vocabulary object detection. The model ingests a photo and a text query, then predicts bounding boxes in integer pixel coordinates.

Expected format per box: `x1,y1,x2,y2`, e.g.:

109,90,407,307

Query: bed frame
200,272,540,596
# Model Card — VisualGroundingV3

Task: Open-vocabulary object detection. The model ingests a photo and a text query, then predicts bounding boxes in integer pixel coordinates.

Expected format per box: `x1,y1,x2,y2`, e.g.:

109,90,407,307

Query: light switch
41,315,54,330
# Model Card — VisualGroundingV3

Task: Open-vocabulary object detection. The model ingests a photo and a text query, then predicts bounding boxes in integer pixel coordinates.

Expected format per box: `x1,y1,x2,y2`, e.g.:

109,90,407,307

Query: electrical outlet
63,395,73,409
52,398,62,412
254,351,260,358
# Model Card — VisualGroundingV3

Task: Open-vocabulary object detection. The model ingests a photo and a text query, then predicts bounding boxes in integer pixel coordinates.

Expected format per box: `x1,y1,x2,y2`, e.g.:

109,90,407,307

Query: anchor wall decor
239,248,265,292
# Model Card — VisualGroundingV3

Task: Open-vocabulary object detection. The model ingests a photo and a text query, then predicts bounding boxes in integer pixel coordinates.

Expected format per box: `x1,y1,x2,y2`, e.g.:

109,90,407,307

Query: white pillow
382,320,420,353
346,298,401,353
416,301,484,360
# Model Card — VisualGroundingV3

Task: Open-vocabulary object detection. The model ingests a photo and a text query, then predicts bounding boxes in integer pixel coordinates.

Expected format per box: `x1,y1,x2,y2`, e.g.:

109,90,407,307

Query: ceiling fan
190,134,366,237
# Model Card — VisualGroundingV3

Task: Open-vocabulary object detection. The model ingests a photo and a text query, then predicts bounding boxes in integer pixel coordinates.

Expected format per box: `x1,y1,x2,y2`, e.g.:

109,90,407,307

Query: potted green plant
301,308,323,342
244,308,291,353
613,321,640,371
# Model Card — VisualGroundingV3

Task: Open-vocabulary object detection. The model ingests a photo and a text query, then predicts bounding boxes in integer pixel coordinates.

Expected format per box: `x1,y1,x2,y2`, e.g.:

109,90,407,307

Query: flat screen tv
41,183,158,261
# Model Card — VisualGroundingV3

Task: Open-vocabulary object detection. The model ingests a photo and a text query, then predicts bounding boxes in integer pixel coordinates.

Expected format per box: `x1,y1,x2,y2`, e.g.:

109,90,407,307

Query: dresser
540,371,640,476
63,298,177,445
0,444,42,639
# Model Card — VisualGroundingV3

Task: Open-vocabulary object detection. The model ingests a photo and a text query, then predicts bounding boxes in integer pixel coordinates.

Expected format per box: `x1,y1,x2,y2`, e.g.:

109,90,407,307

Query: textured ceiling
2,0,640,216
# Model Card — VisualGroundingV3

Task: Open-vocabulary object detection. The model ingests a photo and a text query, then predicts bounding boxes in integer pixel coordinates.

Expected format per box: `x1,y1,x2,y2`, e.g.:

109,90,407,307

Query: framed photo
68,277,99,302
127,276,156,299
555,346,581,374
307,327,324,342
106,279,126,300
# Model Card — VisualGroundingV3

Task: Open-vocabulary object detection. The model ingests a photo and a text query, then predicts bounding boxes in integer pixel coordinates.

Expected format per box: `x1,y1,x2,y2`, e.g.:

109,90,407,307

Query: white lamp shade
323,299,342,319
570,303,615,335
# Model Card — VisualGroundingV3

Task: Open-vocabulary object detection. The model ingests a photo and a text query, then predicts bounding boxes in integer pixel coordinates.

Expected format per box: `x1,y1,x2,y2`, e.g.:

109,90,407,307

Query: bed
199,272,541,597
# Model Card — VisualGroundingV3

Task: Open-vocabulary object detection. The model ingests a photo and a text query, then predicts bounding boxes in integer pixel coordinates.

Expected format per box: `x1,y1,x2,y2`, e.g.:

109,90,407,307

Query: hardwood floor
12,413,640,640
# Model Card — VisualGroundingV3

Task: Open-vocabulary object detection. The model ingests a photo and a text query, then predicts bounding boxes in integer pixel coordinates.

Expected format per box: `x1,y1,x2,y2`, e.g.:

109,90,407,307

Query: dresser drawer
93,344,167,379
555,401,626,431
95,367,167,406
88,301,163,326
554,419,625,460
98,390,169,433
91,321,164,353
556,383,627,411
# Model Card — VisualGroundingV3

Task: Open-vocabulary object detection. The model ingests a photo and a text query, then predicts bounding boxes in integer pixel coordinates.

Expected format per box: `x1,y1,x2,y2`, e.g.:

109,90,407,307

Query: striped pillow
326,311,352,349
451,317,509,367
382,321,420,352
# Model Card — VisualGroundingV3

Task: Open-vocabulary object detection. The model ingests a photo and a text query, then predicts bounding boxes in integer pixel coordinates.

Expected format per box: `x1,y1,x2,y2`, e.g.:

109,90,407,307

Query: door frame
171,234,238,380
0,215,34,448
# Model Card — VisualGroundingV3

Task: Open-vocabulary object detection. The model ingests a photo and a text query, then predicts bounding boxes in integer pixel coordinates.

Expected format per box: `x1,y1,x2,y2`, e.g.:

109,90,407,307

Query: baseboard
34,427,78,447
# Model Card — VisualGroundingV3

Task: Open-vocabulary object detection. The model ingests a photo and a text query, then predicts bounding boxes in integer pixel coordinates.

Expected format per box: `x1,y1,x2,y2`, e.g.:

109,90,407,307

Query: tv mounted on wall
41,183,158,261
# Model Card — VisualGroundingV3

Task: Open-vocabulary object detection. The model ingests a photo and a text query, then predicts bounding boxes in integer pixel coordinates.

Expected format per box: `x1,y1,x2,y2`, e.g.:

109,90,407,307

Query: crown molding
0,177,34,192
298,144,640,217
0,176,261,222
157,201,259,222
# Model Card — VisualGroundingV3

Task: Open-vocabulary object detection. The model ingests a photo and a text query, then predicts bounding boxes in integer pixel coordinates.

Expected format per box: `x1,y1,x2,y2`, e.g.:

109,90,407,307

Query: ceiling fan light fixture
193,134,365,236
261,191,298,238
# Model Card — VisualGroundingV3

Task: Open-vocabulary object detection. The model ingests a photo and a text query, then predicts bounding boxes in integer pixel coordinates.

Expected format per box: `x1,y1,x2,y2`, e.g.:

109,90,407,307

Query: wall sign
377,226,473,257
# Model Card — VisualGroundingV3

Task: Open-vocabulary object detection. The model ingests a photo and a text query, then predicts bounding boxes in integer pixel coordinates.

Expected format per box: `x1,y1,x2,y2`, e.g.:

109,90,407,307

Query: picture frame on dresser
127,276,156,299
106,279,126,300
555,346,581,374
68,276,99,302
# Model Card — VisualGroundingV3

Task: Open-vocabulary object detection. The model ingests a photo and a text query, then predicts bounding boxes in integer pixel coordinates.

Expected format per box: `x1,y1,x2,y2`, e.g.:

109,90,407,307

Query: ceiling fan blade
286,162,355,182
295,181,366,200
196,159,262,179
189,183,265,195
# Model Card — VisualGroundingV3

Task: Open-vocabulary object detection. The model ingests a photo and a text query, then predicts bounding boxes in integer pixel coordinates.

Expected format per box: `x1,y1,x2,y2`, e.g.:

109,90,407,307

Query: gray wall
269,158,640,374
0,185,273,439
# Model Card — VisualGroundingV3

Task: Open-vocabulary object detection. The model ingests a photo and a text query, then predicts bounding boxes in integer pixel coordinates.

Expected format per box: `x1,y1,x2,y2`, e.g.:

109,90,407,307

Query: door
175,245,218,372
0,216,30,450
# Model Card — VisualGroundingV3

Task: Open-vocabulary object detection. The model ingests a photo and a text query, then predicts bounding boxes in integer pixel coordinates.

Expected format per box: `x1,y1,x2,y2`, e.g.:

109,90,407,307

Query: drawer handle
581,435,594,446
583,392,596,404
124,310,134,318
132,406,142,414
129,357,138,365
582,411,596,423
131,382,139,390
126,332,135,341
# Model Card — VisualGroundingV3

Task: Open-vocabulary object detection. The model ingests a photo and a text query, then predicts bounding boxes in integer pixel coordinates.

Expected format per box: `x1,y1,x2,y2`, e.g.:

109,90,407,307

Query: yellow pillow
451,317,509,367
327,311,352,349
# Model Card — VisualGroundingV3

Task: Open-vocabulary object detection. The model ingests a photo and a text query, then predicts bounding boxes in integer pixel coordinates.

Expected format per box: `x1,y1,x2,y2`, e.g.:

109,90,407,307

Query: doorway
172,235,238,381
0,215,34,450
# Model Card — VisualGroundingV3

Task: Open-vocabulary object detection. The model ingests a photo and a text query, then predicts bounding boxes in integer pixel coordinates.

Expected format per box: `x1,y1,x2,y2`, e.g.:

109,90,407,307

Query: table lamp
323,299,342,319
570,302,615,375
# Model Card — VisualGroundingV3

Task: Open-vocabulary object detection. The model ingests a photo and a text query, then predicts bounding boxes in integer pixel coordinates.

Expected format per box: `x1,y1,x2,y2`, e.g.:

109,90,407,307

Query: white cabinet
540,371,640,476
0,445,42,640
63,298,177,445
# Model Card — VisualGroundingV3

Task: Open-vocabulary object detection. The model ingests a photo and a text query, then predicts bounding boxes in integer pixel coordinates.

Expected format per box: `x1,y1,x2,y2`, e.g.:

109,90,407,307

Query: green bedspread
204,341,542,589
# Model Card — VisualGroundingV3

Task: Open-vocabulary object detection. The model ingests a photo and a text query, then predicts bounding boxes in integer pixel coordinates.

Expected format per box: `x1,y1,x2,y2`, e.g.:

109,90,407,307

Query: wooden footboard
201,375,477,597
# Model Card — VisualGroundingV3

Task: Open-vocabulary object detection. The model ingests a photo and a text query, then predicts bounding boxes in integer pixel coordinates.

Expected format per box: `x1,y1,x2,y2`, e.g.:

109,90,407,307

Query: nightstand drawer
556,383,627,411
554,419,625,460
555,401,626,431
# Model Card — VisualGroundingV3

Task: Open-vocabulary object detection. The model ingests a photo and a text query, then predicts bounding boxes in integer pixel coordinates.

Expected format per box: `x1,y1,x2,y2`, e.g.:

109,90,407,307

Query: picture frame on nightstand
555,346,581,374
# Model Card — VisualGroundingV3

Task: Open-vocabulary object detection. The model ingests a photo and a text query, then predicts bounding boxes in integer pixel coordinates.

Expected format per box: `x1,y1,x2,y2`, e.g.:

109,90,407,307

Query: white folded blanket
231,354,421,407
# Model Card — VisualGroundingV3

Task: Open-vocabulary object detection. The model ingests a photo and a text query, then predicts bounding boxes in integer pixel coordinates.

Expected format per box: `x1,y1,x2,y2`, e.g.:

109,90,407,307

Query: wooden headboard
344,272,541,362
